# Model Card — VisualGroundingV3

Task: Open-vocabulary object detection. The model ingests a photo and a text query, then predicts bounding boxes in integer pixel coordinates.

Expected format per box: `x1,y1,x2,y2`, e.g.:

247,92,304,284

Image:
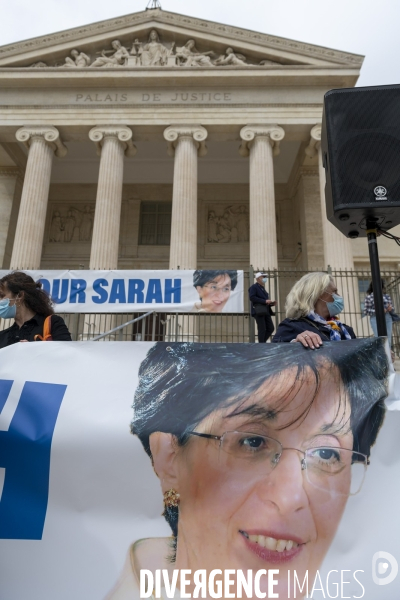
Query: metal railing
90,311,155,341
55,311,254,343
0,268,398,350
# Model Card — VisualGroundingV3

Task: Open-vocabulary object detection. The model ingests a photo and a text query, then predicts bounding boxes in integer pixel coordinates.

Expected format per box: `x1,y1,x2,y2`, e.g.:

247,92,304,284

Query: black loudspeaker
321,84,400,238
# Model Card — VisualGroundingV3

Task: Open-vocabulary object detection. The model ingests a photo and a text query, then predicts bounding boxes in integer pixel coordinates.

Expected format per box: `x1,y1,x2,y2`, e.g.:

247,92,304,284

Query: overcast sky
1,0,398,86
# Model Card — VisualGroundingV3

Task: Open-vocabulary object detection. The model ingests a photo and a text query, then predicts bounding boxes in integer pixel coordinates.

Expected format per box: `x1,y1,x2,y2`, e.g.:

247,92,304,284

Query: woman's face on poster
196,274,232,312
155,364,353,598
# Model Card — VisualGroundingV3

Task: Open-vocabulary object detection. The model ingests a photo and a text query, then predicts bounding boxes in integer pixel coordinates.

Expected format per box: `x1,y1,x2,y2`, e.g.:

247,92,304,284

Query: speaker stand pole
366,226,387,337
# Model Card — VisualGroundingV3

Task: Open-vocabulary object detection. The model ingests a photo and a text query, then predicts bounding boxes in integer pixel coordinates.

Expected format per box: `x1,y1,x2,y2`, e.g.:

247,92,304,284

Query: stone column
0,168,19,268
11,127,67,269
295,168,325,271
84,126,136,341
89,126,136,270
240,125,285,271
164,125,208,270
306,125,354,271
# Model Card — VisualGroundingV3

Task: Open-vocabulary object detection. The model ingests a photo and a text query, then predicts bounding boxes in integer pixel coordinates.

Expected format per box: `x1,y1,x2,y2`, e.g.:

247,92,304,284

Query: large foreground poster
0,339,399,599
0,270,244,313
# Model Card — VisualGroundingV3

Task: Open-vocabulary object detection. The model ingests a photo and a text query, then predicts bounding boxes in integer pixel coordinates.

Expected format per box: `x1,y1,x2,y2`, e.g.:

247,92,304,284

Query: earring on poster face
163,489,180,509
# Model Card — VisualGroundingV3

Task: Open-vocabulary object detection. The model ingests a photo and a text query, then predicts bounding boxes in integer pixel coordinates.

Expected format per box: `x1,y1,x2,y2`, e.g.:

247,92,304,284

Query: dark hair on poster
193,270,238,290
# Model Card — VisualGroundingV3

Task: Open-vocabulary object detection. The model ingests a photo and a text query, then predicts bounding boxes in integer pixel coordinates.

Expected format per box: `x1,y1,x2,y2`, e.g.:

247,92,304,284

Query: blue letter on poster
0,380,67,540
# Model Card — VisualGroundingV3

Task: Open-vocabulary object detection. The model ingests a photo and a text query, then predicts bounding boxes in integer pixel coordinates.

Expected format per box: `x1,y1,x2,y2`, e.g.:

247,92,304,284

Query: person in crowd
0,271,71,348
192,269,238,313
105,339,388,599
248,272,276,343
272,272,355,347
364,280,395,346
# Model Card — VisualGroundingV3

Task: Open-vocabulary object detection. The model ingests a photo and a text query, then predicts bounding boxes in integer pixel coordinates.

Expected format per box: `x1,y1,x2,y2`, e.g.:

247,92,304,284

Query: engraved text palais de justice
75,92,233,103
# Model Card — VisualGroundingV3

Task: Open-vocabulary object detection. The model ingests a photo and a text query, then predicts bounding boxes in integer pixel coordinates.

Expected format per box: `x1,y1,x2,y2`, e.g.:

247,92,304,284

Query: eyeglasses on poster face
188,430,368,497
202,283,231,293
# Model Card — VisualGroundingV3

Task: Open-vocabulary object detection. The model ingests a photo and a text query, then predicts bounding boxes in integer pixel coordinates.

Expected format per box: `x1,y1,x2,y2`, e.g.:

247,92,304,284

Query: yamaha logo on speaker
374,186,387,201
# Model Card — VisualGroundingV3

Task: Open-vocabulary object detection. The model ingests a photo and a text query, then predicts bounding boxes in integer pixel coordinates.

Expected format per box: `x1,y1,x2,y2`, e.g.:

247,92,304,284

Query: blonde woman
272,272,355,347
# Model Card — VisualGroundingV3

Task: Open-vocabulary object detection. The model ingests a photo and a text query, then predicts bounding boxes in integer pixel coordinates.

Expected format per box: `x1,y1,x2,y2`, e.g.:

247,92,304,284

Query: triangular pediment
0,8,363,70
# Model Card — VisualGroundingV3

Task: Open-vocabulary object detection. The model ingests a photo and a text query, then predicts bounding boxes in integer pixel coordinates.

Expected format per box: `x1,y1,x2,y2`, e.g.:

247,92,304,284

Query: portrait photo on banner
0,269,244,314
0,338,399,600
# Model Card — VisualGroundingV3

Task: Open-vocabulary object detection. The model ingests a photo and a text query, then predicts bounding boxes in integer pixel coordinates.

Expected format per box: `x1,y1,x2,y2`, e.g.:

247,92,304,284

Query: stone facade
0,8,399,274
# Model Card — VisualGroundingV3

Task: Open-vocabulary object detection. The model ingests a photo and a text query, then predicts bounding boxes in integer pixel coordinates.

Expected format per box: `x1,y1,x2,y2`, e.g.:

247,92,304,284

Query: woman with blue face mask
0,271,71,348
272,272,356,347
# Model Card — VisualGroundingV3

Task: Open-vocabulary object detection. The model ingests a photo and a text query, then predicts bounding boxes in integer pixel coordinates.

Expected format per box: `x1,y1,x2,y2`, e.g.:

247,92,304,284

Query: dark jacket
0,314,72,348
272,317,356,343
248,283,270,317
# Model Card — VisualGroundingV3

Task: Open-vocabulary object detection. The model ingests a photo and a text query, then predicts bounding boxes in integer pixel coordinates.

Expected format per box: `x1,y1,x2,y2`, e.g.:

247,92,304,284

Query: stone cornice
289,166,320,197
0,9,364,67
239,125,285,157
15,126,67,158
164,125,208,157
0,142,27,169
88,125,137,157
0,166,20,176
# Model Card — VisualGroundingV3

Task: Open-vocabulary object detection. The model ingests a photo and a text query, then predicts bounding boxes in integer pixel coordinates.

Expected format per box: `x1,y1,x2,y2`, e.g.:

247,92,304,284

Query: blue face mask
262,277,268,283
0,298,17,319
325,293,344,317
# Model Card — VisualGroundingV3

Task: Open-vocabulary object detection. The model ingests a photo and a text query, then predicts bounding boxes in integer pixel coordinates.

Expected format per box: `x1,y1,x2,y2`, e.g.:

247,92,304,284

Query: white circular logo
374,186,387,197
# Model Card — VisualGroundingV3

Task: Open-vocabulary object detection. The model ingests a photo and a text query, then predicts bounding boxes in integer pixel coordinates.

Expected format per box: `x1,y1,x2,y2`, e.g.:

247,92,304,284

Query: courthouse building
0,6,399,278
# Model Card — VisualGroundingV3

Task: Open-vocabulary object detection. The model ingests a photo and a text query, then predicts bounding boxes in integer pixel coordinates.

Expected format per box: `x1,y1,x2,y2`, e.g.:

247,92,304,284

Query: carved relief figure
62,49,91,68
223,208,235,229
230,226,239,243
64,210,77,242
48,205,94,243
236,205,249,242
207,205,249,243
207,211,219,242
29,61,48,68
259,58,279,66
49,211,64,242
90,40,129,67
214,48,248,66
79,205,94,241
217,214,232,243
130,39,144,65
176,40,214,67
141,30,171,66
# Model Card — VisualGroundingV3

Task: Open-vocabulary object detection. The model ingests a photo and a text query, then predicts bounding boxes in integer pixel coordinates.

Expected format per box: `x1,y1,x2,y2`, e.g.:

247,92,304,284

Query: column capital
239,125,285,157
163,125,208,157
89,125,137,157
16,126,67,158
305,124,322,158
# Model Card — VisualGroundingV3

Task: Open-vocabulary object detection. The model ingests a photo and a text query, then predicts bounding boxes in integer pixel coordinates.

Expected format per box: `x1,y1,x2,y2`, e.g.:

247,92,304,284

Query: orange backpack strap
34,315,53,341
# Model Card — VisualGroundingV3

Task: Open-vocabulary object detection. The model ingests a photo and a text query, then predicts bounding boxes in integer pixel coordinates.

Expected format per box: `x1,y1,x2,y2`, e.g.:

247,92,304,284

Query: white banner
0,270,244,313
0,341,399,600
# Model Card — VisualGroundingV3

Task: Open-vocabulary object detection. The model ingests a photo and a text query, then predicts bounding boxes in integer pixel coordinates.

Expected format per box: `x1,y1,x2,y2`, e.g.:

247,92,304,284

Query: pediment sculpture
214,48,248,66
90,40,130,67
133,29,175,66
27,29,283,68
63,49,91,68
175,40,214,67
